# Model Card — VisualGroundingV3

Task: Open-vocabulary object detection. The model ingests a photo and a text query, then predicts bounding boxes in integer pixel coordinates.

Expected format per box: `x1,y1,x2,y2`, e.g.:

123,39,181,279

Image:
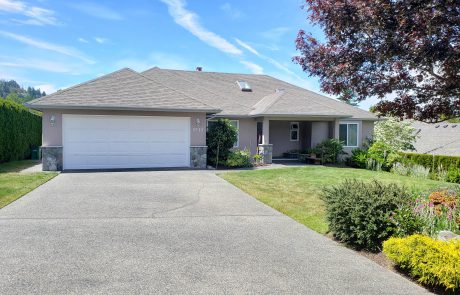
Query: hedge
383,235,460,291
400,152,460,172
0,99,41,163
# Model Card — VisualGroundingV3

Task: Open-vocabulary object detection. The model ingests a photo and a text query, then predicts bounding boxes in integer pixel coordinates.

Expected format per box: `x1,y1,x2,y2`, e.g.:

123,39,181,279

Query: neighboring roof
411,121,460,156
28,66,376,119
27,68,220,112
142,67,376,119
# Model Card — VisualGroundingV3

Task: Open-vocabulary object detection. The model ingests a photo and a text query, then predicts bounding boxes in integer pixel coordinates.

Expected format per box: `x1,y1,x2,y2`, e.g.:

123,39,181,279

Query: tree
374,117,418,151
5,92,23,104
206,119,237,168
294,0,460,122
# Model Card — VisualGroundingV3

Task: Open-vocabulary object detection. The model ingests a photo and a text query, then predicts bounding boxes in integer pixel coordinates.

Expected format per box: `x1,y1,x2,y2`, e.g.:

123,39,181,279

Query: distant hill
0,80,46,103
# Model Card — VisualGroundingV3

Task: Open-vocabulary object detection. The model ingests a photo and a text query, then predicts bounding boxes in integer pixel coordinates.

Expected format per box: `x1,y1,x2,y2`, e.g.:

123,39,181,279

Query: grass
0,160,57,209
219,166,458,234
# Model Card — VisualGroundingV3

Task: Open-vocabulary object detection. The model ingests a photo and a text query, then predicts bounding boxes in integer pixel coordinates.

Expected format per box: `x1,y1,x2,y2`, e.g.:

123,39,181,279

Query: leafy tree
294,0,460,122
374,117,418,151
0,80,46,102
206,119,237,168
6,92,24,104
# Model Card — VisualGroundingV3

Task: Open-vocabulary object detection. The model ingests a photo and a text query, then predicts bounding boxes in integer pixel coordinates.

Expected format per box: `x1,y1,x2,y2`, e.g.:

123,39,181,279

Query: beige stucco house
27,67,376,171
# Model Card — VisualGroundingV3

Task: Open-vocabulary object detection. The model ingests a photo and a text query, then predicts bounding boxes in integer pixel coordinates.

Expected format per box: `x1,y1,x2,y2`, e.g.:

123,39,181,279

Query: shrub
447,167,460,184
391,162,430,179
321,179,411,252
391,162,410,176
366,158,383,171
0,99,41,163
383,235,460,291
400,152,460,172
206,119,238,167
346,148,368,168
312,139,344,164
253,154,263,165
225,149,252,168
367,141,400,170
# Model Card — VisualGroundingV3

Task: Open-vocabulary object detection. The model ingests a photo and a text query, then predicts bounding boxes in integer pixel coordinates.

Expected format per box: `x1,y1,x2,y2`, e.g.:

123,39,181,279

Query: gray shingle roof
142,68,376,119
28,66,376,120
411,121,460,156
27,68,220,112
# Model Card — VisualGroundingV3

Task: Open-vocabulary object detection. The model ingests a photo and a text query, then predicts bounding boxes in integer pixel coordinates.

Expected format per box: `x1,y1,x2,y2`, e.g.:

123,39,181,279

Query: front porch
256,117,338,164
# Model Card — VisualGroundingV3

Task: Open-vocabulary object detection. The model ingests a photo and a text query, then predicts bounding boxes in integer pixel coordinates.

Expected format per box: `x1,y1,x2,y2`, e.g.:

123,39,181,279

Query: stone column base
258,144,273,164
190,146,207,169
42,146,63,171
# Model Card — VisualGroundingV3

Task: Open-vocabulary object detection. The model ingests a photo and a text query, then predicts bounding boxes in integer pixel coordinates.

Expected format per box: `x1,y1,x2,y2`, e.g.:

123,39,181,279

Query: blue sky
0,0,375,110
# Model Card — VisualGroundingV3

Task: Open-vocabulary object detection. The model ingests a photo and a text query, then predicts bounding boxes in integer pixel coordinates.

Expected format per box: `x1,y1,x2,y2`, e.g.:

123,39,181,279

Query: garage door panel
63,115,191,169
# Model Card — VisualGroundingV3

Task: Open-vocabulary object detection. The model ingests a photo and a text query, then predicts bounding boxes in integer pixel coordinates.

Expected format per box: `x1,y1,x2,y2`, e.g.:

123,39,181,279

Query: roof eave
25,103,221,114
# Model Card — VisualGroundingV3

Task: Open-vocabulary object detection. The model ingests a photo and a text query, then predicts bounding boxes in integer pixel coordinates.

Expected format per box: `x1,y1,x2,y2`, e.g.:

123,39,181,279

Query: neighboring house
27,67,376,171
410,121,460,156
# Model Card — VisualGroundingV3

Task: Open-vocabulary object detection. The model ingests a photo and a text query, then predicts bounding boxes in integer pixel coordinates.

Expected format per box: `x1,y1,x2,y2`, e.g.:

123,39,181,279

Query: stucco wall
42,109,206,147
236,118,258,155
311,121,330,148
362,120,375,143
269,121,304,157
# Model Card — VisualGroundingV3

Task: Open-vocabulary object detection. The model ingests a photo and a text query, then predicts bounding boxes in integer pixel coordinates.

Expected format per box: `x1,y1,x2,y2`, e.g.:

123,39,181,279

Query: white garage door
63,115,190,170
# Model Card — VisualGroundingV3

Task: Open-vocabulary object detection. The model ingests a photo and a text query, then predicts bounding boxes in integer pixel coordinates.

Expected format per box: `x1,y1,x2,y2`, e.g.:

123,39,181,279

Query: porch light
196,118,201,127
50,115,56,126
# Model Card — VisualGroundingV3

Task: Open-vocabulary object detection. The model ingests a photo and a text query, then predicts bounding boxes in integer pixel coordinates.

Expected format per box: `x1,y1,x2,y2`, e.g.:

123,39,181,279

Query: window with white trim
290,122,299,141
339,123,358,147
207,119,239,147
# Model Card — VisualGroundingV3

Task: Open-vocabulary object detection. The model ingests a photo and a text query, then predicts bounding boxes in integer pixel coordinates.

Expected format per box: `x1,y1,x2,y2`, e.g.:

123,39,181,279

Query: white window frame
207,119,239,148
290,122,299,142
339,122,359,147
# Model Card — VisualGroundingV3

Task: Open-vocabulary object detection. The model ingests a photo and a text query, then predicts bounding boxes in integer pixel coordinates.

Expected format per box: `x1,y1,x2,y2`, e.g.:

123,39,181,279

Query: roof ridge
143,68,252,111
134,69,220,111
27,68,133,105
143,66,269,77
249,91,285,116
424,137,460,154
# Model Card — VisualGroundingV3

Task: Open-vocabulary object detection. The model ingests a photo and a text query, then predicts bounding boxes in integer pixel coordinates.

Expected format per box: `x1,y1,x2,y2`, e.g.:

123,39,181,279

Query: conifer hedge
0,99,41,163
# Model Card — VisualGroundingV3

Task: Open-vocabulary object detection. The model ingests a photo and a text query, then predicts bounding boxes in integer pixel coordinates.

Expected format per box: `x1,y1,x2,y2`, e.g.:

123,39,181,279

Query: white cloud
235,38,260,56
240,60,263,74
0,31,95,64
70,2,122,20
0,0,58,25
94,37,108,44
78,37,89,43
34,83,57,94
220,2,242,19
161,0,242,55
0,56,75,73
261,27,291,41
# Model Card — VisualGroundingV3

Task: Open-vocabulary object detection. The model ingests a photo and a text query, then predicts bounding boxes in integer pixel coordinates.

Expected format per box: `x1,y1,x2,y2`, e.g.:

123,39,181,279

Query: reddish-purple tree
294,0,460,122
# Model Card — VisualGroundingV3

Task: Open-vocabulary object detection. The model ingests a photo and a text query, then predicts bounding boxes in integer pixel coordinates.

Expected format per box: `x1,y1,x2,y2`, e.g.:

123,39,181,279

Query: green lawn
0,160,57,208
219,166,458,234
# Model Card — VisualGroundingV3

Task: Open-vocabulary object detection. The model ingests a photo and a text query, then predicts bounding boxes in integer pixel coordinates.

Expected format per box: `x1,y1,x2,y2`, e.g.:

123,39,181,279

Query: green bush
312,139,344,164
401,152,460,172
321,179,411,252
225,149,252,168
383,235,460,291
447,167,460,184
367,141,400,171
206,119,238,167
346,148,368,168
0,99,41,163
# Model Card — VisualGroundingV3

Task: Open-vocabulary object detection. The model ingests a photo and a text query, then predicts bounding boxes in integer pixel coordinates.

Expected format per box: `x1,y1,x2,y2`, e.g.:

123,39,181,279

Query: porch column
258,117,273,164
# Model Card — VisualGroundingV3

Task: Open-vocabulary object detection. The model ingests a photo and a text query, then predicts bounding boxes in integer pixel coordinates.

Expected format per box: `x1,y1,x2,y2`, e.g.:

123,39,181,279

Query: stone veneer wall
190,146,207,169
42,146,63,171
258,144,273,164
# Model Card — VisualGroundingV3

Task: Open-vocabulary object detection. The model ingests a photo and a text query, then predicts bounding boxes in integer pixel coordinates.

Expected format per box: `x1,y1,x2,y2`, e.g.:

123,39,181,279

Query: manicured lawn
219,166,458,234
0,161,57,209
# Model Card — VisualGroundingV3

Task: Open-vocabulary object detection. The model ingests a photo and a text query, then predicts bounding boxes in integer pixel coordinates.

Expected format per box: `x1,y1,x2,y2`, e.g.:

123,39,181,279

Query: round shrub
225,149,252,168
206,119,237,167
321,179,411,252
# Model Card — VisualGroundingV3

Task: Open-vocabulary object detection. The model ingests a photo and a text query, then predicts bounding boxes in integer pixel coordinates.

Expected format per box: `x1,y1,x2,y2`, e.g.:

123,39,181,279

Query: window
236,80,252,92
290,122,299,141
339,123,358,147
207,119,239,147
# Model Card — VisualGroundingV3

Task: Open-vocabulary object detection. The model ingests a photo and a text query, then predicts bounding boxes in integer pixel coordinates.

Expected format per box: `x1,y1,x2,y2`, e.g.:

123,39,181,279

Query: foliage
366,158,382,172
253,154,263,165
367,141,400,170
374,118,418,151
294,1,460,122
346,148,367,169
206,119,238,167
321,179,411,252
0,80,46,103
0,99,42,163
400,153,460,184
392,189,459,238
383,235,460,291
225,149,252,168
447,168,460,184
312,139,344,164
392,162,430,179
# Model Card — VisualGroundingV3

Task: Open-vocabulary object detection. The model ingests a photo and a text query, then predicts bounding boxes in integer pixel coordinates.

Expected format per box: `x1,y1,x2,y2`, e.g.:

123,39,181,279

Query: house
410,121,460,156
27,67,377,171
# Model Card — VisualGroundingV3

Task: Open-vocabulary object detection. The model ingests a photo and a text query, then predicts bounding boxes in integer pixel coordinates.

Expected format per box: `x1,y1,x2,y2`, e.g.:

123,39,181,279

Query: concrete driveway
0,171,428,294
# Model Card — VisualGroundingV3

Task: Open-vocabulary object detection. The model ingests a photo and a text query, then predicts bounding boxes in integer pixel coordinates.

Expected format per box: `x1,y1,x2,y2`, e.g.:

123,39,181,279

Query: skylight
236,80,252,92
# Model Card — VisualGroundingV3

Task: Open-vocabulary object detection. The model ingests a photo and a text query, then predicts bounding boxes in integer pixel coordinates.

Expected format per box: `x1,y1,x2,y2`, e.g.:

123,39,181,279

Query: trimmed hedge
383,235,460,291
401,152,460,171
0,99,41,163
